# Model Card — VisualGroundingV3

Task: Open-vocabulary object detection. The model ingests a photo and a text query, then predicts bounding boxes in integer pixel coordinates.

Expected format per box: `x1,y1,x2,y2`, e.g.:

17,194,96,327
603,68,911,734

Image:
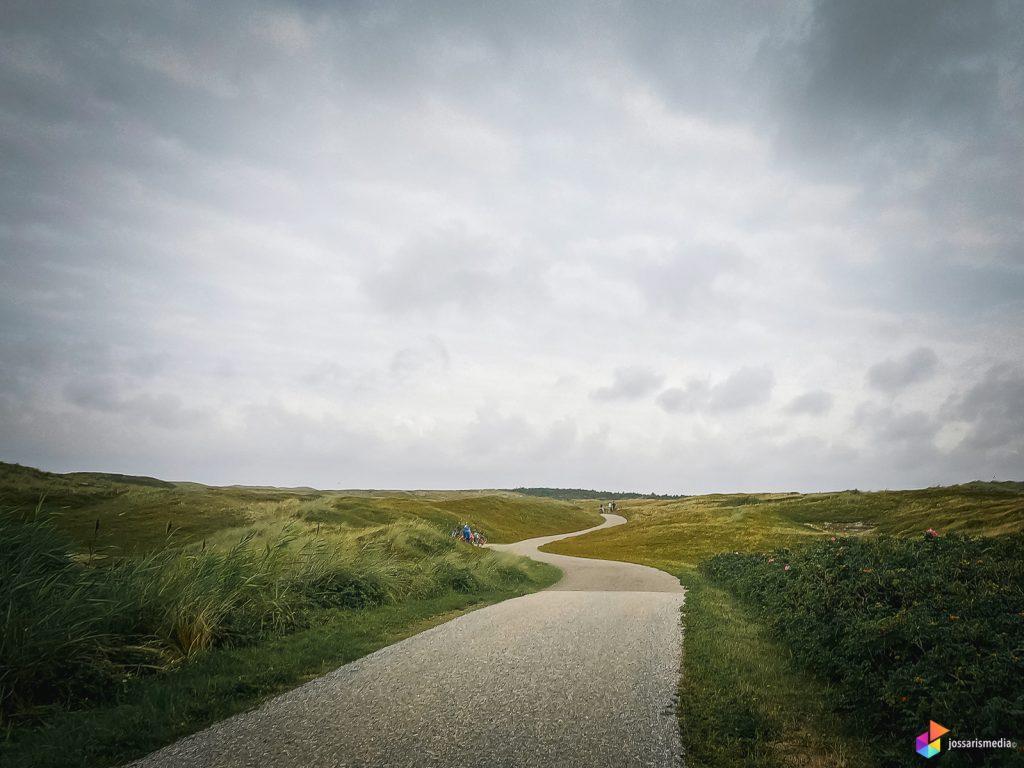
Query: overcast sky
2,1,1022,493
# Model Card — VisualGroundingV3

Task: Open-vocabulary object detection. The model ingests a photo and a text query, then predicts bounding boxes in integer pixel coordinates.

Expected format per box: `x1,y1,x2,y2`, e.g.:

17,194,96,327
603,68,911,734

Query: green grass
679,574,873,768
544,484,1024,767
0,586,558,768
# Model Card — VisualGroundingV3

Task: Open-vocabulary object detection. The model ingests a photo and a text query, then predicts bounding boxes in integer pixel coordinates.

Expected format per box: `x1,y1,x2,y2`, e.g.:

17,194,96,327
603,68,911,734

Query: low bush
702,533,1024,766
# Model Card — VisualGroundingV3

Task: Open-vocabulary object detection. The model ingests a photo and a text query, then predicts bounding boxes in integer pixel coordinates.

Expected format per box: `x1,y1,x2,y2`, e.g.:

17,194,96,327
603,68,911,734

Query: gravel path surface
129,514,685,768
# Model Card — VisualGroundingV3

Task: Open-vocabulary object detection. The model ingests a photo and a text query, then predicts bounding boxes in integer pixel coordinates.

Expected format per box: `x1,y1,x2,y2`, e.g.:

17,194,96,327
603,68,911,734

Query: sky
1,0,1023,493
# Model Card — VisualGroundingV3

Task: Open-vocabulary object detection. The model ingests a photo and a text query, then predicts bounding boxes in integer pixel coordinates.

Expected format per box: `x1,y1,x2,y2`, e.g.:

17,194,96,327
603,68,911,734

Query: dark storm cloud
785,390,833,416
591,367,664,402
867,348,939,393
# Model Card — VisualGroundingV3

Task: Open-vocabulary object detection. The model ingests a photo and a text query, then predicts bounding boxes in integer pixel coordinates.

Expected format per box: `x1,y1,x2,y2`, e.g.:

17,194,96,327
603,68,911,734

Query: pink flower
925,528,939,539
830,536,837,542
784,564,791,572
768,557,775,564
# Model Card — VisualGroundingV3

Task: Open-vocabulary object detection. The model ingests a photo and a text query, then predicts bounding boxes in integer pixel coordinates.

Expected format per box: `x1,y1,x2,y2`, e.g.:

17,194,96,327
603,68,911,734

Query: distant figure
610,501,617,514
463,523,472,542
600,503,606,514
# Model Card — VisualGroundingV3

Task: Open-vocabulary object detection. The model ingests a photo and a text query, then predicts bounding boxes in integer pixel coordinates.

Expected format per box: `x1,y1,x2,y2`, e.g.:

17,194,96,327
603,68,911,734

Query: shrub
702,533,1024,766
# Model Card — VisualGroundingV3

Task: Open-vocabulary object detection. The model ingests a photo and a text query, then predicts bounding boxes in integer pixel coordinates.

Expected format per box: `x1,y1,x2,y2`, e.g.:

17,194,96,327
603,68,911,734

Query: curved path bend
130,514,685,768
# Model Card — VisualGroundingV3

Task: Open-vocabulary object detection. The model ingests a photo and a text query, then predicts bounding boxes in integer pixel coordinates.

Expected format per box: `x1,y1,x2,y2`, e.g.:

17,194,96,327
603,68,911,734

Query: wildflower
925,528,939,539
830,536,837,542
784,564,791,571
767,557,775,564
900,696,908,703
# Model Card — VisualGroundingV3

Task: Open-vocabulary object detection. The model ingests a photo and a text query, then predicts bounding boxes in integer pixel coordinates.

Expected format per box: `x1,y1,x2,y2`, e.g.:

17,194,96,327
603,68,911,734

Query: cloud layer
1,1,1022,492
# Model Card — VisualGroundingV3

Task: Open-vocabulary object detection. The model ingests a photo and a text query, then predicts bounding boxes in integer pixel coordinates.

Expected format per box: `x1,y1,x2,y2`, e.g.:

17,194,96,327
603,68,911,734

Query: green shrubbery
0,507,540,725
703,533,1024,766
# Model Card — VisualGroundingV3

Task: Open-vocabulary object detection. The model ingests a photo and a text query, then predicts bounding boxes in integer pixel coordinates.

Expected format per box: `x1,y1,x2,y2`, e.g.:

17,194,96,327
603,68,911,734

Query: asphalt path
129,514,686,768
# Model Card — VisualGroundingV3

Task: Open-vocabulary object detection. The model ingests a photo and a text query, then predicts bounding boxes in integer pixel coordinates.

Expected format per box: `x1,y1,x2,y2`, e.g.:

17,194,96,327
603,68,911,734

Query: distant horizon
4,458,1020,498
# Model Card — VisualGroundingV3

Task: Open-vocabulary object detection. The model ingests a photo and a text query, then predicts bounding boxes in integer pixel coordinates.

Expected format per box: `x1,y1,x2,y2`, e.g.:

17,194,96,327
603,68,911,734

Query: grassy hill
0,462,602,553
545,483,1024,571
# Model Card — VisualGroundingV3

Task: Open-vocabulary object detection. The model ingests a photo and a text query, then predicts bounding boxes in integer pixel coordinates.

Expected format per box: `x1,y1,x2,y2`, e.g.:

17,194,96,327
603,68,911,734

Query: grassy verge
679,573,873,768
0,581,558,768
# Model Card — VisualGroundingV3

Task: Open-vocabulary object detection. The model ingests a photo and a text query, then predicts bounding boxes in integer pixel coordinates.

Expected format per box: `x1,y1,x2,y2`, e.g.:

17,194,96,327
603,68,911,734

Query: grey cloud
364,229,538,315
460,408,581,469
619,1,785,120
879,411,939,445
786,390,833,416
658,367,775,414
656,381,710,414
63,377,121,412
854,403,939,444
633,242,743,316
390,337,450,379
709,367,775,412
772,0,1024,276
63,377,206,429
944,363,1024,453
590,367,664,402
785,1,1006,147
463,408,534,458
867,348,939,393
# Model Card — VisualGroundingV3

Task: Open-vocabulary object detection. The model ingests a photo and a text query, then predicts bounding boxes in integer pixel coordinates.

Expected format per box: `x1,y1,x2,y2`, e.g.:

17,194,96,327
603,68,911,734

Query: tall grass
0,507,542,726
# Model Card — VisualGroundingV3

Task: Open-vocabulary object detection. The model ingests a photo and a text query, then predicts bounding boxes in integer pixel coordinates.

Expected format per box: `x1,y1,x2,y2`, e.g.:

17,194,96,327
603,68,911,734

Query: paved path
129,514,685,768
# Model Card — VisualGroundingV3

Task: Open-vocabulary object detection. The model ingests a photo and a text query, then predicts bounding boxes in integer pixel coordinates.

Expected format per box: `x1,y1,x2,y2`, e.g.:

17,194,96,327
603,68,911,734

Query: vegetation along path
128,514,686,768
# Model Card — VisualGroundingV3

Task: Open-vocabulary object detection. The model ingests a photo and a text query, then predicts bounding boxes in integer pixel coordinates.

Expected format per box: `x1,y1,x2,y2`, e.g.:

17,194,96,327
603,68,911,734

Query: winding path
129,514,686,768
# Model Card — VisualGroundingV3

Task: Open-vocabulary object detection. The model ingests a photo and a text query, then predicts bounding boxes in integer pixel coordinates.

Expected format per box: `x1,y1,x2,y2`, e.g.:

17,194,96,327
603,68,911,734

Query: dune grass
1,590,554,768
545,484,1024,767
0,462,600,553
0,463,591,768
